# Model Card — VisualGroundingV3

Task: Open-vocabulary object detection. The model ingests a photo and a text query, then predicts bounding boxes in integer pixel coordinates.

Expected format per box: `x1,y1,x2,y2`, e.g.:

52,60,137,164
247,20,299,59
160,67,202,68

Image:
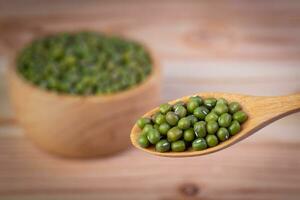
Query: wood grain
0,132,299,200
1,0,300,60
0,0,300,199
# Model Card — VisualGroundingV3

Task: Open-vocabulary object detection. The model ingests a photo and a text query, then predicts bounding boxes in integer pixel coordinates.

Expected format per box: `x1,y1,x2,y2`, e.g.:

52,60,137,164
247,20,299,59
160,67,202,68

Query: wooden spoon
130,92,300,157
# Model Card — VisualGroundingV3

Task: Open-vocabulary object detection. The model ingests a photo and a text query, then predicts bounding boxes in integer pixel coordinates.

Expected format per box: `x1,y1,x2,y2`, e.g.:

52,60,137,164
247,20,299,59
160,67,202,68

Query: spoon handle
247,93,300,126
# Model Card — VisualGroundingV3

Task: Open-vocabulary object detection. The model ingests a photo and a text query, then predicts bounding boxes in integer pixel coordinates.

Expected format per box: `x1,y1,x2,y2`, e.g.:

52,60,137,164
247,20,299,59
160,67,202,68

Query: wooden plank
0,1,300,199
1,0,300,60
0,131,299,200
0,64,14,124
162,61,300,98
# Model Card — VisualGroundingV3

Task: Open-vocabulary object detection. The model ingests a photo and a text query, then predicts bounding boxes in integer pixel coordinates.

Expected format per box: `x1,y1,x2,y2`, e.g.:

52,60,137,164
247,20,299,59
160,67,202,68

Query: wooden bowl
7,52,160,158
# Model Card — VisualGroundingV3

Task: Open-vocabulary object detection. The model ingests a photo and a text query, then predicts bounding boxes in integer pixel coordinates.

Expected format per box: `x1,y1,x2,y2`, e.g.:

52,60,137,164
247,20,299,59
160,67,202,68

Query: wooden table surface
0,1,300,199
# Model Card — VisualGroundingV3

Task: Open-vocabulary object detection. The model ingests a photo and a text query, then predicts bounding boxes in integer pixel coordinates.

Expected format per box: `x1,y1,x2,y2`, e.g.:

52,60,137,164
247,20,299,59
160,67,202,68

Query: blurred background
0,0,299,200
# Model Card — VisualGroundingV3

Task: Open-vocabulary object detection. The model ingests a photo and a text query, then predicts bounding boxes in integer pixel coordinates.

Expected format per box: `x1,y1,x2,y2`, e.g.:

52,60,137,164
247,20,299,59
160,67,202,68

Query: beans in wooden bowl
17,32,152,95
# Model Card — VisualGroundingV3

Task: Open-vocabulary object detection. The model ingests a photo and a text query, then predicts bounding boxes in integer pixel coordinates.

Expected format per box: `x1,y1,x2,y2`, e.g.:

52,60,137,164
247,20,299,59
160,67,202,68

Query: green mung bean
136,96,248,152
17,32,152,95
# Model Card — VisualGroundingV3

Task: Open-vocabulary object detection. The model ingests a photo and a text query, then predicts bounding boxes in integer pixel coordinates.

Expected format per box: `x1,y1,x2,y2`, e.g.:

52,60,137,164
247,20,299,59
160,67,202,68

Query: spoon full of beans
130,92,300,157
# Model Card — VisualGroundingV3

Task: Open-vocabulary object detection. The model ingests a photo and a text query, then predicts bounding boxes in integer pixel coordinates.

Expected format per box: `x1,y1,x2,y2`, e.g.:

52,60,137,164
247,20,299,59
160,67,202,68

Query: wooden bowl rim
8,43,160,103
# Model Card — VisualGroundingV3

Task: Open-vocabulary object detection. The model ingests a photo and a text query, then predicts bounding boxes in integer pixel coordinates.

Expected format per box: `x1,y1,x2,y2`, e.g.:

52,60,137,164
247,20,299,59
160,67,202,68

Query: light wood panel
0,0,300,199
1,0,300,60
0,132,300,200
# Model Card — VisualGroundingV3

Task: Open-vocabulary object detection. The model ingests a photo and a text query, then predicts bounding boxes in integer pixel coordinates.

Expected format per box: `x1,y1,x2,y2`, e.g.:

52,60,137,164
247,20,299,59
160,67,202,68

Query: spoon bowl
130,92,300,157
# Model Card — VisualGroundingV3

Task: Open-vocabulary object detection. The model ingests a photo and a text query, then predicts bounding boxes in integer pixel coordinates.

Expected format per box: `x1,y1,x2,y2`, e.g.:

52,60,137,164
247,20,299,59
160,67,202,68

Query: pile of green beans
17,32,152,95
136,96,248,152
